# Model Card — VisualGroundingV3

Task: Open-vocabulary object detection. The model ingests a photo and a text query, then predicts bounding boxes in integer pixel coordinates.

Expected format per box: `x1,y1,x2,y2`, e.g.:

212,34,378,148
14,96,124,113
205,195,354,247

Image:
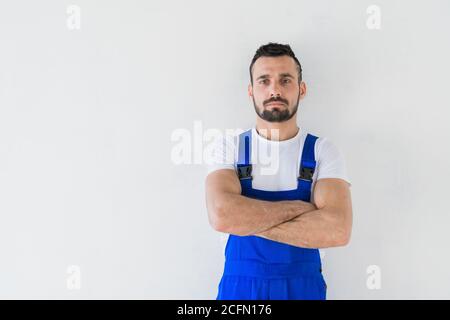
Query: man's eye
259,79,268,84
282,79,291,84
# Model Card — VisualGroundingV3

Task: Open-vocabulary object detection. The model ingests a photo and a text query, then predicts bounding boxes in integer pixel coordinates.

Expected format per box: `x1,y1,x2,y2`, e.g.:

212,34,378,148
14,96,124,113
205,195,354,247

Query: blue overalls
216,129,327,300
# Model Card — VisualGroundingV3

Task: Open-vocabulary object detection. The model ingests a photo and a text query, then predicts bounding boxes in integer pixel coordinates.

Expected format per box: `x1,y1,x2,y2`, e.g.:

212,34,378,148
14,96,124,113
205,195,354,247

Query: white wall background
0,0,449,299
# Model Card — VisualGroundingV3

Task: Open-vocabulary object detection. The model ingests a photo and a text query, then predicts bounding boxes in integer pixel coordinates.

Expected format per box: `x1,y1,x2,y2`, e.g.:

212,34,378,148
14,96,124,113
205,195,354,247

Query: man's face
249,56,306,122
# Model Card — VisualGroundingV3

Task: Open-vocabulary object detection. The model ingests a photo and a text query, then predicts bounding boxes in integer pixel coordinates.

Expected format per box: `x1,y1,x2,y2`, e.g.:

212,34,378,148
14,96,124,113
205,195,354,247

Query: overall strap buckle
299,166,315,181
237,129,253,181
237,164,253,180
297,133,319,183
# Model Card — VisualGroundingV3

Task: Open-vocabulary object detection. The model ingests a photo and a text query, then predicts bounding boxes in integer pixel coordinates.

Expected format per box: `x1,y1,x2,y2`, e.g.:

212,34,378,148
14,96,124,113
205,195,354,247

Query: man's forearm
254,207,351,249
216,193,316,236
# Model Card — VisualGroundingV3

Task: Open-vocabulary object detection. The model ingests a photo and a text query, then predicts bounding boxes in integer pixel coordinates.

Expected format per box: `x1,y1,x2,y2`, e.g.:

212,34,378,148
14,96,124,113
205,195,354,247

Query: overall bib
216,129,327,300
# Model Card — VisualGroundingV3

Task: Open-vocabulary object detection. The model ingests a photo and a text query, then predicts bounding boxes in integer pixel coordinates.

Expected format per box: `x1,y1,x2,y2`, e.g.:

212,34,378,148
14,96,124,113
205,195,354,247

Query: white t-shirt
206,126,351,203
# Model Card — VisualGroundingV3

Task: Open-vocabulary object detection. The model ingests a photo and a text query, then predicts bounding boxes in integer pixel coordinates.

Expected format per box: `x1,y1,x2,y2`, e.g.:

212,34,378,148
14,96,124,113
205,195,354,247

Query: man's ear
300,81,307,99
248,83,253,98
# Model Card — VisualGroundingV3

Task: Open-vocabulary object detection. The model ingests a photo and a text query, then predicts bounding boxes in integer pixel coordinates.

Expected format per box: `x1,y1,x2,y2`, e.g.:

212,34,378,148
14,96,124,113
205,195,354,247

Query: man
205,42,353,300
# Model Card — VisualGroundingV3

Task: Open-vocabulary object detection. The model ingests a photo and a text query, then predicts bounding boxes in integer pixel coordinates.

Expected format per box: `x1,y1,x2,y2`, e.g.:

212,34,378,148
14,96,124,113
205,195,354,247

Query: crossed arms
205,169,353,248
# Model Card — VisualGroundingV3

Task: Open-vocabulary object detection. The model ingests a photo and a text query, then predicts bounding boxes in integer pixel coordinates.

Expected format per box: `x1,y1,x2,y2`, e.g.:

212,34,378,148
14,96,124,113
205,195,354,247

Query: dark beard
253,92,300,122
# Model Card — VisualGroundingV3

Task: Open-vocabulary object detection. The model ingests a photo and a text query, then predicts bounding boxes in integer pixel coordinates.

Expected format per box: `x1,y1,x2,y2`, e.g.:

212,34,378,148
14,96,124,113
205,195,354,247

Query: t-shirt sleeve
315,137,351,187
205,133,236,176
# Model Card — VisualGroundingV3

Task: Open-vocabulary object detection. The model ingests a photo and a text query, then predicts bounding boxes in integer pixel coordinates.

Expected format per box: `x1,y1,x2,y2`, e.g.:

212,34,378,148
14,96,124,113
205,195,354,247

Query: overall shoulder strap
298,133,319,201
236,129,253,188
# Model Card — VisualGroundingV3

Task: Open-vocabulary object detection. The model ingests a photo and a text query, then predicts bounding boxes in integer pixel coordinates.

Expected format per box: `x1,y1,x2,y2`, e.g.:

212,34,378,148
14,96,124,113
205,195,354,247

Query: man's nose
269,82,282,98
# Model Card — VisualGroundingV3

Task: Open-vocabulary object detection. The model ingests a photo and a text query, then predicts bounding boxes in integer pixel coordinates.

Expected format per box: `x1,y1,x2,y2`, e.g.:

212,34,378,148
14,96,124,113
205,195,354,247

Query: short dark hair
249,42,302,85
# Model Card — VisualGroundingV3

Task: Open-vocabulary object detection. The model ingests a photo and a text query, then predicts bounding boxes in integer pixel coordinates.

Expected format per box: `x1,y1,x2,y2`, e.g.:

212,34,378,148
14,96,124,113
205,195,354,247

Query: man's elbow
335,223,352,247
210,217,229,234
208,202,249,236
208,201,232,233
338,231,351,247
332,206,352,247
208,207,226,232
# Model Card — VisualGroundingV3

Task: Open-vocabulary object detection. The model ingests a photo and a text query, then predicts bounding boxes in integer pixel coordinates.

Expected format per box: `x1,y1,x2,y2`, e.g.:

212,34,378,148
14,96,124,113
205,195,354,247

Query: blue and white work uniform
206,126,351,300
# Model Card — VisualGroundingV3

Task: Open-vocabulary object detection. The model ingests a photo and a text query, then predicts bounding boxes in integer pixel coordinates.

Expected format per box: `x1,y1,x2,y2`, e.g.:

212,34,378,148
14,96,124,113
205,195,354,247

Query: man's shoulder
205,127,252,176
312,135,352,186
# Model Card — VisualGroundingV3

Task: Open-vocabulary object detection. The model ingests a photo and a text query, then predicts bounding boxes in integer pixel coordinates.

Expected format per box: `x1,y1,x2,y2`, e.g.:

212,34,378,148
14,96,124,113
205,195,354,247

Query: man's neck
255,117,299,141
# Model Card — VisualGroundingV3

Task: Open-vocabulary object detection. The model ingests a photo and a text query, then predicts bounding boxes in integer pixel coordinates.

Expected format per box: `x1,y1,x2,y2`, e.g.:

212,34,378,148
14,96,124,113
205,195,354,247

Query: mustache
264,97,288,106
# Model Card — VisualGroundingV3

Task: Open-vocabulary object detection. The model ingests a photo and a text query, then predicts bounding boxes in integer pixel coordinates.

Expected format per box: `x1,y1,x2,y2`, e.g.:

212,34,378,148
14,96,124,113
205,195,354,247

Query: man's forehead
253,56,297,77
